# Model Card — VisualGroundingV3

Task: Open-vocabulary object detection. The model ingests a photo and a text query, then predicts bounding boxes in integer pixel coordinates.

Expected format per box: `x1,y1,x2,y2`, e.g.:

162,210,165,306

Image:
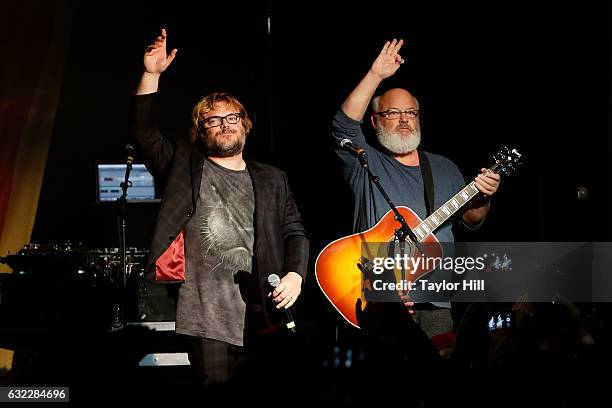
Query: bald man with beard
331,39,500,348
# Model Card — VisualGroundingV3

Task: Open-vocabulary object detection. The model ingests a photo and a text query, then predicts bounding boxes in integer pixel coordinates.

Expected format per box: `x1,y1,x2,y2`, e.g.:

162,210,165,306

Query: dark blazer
128,94,309,318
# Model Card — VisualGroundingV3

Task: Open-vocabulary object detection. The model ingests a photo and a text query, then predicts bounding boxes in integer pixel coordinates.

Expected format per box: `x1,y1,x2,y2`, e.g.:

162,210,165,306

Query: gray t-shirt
176,159,255,346
331,109,467,306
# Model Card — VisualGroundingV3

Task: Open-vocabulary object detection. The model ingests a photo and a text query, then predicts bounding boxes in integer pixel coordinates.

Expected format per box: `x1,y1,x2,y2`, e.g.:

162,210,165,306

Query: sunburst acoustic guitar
315,147,522,328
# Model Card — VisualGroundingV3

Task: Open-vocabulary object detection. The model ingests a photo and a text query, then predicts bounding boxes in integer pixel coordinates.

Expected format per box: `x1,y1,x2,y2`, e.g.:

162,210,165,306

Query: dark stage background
31,0,611,313
4,0,611,401
32,2,611,246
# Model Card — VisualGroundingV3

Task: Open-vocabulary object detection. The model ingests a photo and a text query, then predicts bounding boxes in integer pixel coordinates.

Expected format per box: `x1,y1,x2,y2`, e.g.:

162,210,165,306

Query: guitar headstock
490,146,523,176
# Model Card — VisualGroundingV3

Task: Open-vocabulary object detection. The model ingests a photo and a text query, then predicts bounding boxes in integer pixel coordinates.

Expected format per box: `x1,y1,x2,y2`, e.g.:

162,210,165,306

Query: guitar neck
412,181,481,241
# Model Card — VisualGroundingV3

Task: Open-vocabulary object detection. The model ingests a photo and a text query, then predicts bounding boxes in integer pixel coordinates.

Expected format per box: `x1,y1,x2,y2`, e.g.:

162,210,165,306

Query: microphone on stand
125,144,135,167
120,144,134,200
340,139,367,159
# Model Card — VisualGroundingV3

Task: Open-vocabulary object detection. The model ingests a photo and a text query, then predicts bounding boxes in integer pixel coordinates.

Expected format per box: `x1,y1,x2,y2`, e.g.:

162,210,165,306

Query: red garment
155,230,185,281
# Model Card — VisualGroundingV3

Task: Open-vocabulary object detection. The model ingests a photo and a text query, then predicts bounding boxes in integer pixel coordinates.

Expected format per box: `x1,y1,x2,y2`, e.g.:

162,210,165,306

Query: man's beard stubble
196,127,246,157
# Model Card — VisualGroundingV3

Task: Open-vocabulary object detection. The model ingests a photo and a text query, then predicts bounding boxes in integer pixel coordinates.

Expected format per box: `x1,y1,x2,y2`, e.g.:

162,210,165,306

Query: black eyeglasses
374,109,419,120
200,113,243,128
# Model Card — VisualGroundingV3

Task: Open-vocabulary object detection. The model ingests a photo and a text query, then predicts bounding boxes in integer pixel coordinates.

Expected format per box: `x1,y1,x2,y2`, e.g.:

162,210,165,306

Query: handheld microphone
340,139,367,159
125,144,135,166
267,274,296,333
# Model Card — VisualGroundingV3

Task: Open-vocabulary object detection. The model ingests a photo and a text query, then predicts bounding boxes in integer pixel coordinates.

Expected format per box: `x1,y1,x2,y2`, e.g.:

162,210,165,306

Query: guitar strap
418,151,435,216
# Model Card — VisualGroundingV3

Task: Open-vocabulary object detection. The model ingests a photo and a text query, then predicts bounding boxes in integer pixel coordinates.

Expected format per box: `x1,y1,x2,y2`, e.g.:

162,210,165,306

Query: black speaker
129,272,178,322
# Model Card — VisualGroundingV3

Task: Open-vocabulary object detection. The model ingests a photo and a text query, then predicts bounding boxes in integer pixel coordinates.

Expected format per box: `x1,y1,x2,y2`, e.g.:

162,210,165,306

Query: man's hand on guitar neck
474,168,501,197
463,168,501,227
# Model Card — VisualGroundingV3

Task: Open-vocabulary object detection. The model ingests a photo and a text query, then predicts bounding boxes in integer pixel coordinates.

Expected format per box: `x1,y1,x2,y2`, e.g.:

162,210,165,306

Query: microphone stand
359,155,418,244
118,160,132,290
109,154,133,332
358,154,423,293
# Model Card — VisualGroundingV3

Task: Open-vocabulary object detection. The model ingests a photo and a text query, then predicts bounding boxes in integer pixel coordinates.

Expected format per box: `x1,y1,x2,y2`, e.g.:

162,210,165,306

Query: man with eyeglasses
129,29,308,399
331,39,500,366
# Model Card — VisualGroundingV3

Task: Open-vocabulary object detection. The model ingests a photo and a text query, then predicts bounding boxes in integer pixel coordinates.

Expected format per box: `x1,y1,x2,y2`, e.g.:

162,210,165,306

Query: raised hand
370,39,404,81
144,28,177,74
340,39,406,121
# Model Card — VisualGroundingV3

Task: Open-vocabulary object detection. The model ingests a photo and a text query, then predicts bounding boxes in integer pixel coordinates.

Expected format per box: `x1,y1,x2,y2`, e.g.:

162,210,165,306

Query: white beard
375,125,421,154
